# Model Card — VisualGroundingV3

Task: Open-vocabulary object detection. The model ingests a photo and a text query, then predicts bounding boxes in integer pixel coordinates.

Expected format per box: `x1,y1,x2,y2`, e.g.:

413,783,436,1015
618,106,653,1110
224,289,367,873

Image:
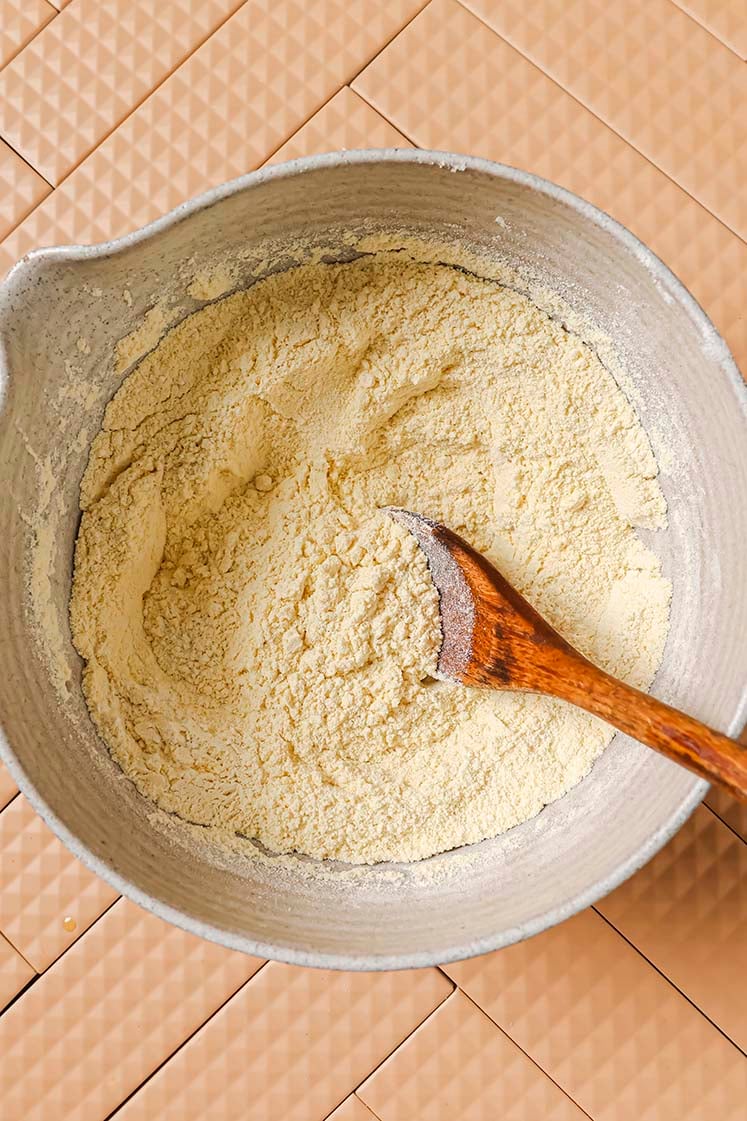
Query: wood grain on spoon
387,508,747,802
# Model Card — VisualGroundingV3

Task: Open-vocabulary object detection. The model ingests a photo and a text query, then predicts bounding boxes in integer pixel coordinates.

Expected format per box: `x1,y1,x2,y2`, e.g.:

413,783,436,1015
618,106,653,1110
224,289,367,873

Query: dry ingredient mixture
70,253,671,864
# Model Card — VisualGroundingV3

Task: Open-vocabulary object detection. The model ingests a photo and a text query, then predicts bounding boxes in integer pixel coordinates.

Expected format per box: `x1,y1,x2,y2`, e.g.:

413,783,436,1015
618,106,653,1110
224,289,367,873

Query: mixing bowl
1,151,746,969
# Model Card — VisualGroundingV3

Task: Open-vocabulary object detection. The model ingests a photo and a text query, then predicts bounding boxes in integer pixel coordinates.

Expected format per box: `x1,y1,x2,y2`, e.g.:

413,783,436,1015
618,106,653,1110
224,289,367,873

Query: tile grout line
351,87,421,148
0,0,253,195
703,800,747,846
103,960,270,1120
592,905,747,1057
0,133,54,188
0,931,35,974
255,6,434,171
459,987,597,1120
0,891,122,978
346,0,433,86
669,0,747,60
454,0,747,253
0,1,57,78
339,979,457,1113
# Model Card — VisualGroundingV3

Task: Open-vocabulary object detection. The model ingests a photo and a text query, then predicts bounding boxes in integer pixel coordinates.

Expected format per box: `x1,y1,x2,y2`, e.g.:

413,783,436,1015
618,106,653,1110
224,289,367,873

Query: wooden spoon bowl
388,508,747,801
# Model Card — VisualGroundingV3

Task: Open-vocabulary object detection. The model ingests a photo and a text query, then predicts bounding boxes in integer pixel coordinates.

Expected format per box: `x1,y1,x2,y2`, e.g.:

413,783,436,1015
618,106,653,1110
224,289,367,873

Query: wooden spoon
387,508,747,801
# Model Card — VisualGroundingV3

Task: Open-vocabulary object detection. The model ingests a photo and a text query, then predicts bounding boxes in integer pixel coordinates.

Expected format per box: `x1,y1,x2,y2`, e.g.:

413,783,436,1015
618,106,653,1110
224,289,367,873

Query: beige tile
0,0,425,276
0,0,55,70
116,961,452,1121
463,0,747,242
0,795,118,971
326,1095,381,1121
0,0,246,184
267,87,410,165
0,760,17,811
674,0,747,59
354,0,747,381
0,898,262,1121
598,805,747,1050
359,990,586,1121
0,138,49,241
705,786,747,843
0,931,34,1012
446,908,747,1120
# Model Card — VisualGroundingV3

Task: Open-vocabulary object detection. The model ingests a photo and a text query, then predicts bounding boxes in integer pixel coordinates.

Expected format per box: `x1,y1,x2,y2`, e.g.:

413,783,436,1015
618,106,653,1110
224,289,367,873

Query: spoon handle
556,659,747,801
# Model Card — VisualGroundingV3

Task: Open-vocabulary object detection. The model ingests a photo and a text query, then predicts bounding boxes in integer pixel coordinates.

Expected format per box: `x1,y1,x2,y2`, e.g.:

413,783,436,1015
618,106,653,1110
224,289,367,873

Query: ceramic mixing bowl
1,151,746,969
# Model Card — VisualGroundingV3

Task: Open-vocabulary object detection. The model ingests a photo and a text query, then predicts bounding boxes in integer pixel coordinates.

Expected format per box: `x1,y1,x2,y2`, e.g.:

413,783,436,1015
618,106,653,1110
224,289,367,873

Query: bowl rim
1,147,744,970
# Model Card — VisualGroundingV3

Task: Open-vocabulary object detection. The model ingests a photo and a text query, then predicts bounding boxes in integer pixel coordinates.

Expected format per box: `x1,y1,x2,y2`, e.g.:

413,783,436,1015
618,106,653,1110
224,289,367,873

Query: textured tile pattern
354,0,747,376
326,1096,381,1121
599,806,747,1050
0,931,34,1013
117,962,452,1121
267,86,411,165
706,786,747,844
446,908,747,1121
0,760,17,811
0,795,118,971
463,0,747,242
0,899,262,1121
0,138,49,242
675,0,747,58
0,0,424,275
0,0,246,185
0,0,55,70
359,990,586,1121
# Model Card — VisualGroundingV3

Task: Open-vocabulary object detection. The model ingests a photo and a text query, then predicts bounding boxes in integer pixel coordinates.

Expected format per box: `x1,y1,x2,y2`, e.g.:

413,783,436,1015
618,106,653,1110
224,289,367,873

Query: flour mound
70,254,670,863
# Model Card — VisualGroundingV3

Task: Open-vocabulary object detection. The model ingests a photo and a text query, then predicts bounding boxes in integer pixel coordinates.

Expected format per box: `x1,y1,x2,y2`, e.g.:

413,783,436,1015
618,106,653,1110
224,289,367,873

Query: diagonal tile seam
0,0,252,190
591,905,747,1057
705,798,747,847
106,965,452,1121
0,887,121,976
431,976,596,1120
671,0,747,59
350,1099,382,1121
326,977,457,1121
453,0,747,252
0,0,57,75
343,0,432,91
0,4,426,253
103,959,270,1121
0,135,54,189
458,988,596,1120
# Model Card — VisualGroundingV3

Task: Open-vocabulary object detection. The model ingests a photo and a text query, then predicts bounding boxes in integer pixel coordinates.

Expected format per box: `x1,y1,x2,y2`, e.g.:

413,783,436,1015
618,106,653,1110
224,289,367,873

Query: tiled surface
115,963,452,1121
0,796,118,972
326,1096,381,1121
446,909,747,1121
598,806,747,1051
675,0,747,58
0,931,34,1012
706,786,747,844
0,138,49,242
359,990,586,1120
0,3,746,1119
0,0,55,71
463,0,747,243
0,0,247,184
0,899,262,1121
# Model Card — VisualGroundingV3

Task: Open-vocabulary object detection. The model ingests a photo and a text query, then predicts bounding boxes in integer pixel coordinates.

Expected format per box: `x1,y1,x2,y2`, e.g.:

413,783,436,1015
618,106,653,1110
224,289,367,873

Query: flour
70,253,671,864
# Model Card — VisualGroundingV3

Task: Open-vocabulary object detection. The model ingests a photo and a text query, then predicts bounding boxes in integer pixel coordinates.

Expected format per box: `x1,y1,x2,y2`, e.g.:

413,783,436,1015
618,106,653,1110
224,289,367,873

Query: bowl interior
1,153,746,967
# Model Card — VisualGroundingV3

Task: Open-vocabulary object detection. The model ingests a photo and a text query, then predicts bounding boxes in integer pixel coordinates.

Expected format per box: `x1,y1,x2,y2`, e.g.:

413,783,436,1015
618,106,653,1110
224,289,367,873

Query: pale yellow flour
70,254,670,863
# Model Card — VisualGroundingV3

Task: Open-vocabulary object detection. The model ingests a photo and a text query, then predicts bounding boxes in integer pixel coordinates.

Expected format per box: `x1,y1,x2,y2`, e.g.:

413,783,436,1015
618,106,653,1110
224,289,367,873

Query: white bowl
1,151,746,969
